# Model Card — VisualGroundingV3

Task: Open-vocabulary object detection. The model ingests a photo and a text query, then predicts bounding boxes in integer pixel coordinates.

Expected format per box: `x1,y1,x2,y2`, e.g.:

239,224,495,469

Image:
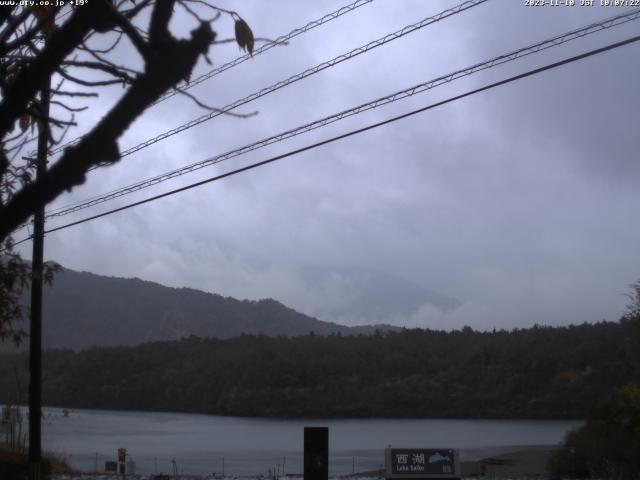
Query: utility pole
29,73,50,480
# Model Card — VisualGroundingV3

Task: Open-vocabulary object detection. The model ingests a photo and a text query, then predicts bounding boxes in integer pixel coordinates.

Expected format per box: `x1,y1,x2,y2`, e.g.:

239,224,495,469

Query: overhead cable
45,0,489,160
43,8,640,220
37,0,375,158
154,0,376,105
10,32,636,246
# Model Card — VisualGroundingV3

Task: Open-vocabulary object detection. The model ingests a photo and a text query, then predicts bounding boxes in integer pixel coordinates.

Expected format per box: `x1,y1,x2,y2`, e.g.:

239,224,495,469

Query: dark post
118,448,126,477
304,427,328,480
28,75,50,480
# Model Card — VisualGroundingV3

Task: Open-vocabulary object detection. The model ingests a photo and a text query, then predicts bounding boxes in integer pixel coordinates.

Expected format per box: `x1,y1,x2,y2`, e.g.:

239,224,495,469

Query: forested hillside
0,321,633,418
10,266,401,351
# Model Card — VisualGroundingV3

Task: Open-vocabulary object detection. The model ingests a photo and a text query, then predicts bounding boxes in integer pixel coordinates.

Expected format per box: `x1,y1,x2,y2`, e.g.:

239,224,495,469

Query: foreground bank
44,446,556,480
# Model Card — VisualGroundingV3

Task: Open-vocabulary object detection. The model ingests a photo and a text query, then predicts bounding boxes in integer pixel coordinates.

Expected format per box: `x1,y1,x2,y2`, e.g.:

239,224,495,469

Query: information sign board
385,448,460,479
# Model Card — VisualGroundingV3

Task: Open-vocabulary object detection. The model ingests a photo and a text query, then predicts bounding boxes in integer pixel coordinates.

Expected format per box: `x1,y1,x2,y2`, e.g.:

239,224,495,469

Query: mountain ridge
11,264,404,350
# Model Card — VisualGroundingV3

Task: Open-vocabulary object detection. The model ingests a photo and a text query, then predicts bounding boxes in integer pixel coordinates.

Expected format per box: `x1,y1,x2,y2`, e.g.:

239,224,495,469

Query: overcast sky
16,0,640,330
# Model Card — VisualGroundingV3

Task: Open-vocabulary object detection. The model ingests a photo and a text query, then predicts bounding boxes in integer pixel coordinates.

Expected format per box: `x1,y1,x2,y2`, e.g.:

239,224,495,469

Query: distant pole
28,71,50,480
222,456,225,476
283,456,286,476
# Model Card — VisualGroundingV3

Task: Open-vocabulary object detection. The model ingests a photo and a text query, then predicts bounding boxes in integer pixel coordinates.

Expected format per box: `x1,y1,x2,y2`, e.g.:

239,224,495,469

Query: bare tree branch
56,67,128,87
174,85,258,117
79,31,124,55
50,90,99,98
0,5,17,27
50,100,88,113
61,60,138,83
0,14,217,240
0,25,41,58
0,8,31,53
0,2,117,139
108,5,152,61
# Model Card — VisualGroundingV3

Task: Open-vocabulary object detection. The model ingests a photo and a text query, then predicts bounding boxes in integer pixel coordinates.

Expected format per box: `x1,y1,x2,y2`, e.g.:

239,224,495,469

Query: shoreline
340,445,556,479
48,446,556,480
461,445,554,478
5,403,586,422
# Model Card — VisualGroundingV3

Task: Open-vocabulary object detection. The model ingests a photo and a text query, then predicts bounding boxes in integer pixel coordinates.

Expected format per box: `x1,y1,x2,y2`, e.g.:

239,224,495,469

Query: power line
11,33,637,246
43,8,640,220
6,2,377,231
44,0,491,217
42,0,376,157
45,0,489,161
153,0,375,105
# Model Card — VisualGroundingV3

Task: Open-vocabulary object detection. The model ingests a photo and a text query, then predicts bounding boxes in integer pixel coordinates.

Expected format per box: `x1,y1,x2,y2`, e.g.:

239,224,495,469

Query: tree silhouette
0,1,256,342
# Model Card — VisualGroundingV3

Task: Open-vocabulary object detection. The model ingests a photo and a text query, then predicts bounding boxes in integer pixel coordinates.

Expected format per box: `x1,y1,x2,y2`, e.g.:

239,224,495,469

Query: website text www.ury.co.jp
0,1,89,7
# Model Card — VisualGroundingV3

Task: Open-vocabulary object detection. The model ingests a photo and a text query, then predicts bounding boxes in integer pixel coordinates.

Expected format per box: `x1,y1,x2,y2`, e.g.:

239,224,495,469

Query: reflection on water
36,407,581,475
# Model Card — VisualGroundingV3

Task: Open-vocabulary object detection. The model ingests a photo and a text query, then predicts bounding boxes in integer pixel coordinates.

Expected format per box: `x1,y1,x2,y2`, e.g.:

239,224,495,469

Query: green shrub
548,383,640,479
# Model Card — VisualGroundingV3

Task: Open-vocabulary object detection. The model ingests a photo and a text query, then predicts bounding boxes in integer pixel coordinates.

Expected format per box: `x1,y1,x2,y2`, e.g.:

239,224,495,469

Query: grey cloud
17,0,640,332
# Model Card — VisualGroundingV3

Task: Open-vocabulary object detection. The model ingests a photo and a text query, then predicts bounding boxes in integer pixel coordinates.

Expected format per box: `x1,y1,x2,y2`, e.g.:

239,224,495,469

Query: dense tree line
547,283,640,479
0,321,634,419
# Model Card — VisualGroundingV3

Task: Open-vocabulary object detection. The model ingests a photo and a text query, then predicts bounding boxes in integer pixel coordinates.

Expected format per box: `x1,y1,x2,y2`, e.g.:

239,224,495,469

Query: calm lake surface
36,407,582,476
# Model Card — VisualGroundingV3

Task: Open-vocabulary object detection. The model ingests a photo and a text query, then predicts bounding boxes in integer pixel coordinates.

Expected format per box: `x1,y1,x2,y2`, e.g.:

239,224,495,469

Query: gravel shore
49,446,556,480
461,445,554,478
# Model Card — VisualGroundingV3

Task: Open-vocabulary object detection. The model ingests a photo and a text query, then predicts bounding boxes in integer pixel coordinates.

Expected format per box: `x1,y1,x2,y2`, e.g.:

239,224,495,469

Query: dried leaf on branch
234,18,254,56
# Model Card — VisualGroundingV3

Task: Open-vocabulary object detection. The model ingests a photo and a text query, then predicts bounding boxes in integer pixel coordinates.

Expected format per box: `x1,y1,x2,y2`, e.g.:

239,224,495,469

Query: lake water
34,407,581,476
